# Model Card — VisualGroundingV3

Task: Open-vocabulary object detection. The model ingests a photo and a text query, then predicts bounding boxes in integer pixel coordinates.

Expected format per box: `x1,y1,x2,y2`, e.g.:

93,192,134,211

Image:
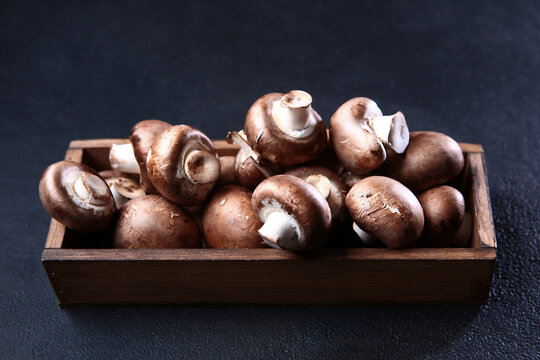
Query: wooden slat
44,220,66,249
69,138,129,149
42,248,495,306
458,143,483,153
63,148,83,162
468,153,497,248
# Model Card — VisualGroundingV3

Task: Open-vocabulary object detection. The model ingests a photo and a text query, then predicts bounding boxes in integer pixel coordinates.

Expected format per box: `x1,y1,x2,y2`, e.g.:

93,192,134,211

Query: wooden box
42,139,496,306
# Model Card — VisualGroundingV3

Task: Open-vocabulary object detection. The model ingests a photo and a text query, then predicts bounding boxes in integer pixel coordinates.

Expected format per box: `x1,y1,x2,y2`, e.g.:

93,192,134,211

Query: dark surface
1,1,539,358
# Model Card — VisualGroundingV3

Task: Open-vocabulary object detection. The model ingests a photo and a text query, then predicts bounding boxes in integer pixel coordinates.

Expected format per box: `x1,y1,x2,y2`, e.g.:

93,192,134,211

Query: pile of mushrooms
39,90,472,250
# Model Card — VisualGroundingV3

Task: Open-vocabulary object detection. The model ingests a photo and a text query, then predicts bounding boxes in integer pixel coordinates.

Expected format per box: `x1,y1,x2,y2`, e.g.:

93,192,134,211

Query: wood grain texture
41,139,496,305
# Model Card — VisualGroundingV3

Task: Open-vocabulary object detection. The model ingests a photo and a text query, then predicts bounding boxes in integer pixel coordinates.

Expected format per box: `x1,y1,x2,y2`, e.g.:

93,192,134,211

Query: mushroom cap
216,155,236,187
234,150,267,189
330,97,387,174
382,131,464,192
113,195,201,249
285,166,348,227
130,119,172,194
346,176,424,248
418,185,465,247
39,161,116,232
146,125,220,207
251,175,332,251
202,185,267,249
99,170,146,209
244,93,327,166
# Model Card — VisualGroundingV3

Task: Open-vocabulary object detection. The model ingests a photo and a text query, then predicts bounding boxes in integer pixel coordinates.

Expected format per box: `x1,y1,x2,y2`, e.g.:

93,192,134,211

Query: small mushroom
113,195,202,249
244,90,328,166
39,161,116,231
226,130,280,189
98,170,146,209
346,176,424,248
202,185,267,248
251,175,332,251
418,185,465,247
330,97,410,175
146,125,220,207
109,120,172,182
382,131,464,192
285,166,348,228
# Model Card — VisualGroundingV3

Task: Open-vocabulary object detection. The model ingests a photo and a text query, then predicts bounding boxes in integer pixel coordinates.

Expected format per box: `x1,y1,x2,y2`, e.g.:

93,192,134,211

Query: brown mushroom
226,130,280,189
202,185,267,248
146,125,220,207
382,131,464,192
39,161,116,231
244,90,327,166
452,212,472,247
251,175,332,251
285,166,348,228
98,170,146,209
109,120,172,187
113,195,201,249
216,155,236,187
346,176,424,248
330,97,410,175
418,185,465,247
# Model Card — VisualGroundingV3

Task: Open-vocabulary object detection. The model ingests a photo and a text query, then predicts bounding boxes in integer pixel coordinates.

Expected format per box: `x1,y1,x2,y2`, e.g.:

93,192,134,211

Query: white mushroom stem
184,150,221,185
258,211,300,250
105,177,146,209
109,143,140,174
271,90,315,136
368,111,409,154
352,222,378,246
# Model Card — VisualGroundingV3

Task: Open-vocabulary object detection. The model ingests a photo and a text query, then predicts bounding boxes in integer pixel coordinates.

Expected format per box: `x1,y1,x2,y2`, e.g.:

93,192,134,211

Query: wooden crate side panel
43,255,495,306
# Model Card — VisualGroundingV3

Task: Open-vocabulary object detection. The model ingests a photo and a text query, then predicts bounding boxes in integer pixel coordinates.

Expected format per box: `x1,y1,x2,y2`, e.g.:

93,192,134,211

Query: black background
1,1,539,359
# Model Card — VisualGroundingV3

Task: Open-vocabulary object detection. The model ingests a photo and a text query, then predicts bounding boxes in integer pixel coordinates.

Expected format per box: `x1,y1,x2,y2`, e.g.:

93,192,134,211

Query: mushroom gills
109,143,140,174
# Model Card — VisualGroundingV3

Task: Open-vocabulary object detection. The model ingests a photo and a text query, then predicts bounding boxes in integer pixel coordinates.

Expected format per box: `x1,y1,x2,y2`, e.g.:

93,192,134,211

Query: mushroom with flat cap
39,161,116,231
146,125,220,207
382,131,464,192
418,185,465,247
202,185,267,248
346,176,424,248
285,166,348,228
113,195,201,249
330,97,409,175
251,175,332,251
244,90,328,166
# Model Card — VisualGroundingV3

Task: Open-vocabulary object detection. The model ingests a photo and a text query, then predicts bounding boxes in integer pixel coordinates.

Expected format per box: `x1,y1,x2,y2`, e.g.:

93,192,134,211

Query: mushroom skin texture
346,176,424,248
382,131,464,192
252,175,332,251
285,166,348,228
130,119,172,193
98,170,146,209
113,195,201,249
330,97,387,175
244,91,328,166
418,185,465,247
202,185,267,248
146,125,220,207
39,161,116,232
226,131,280,189
216,155,236,187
